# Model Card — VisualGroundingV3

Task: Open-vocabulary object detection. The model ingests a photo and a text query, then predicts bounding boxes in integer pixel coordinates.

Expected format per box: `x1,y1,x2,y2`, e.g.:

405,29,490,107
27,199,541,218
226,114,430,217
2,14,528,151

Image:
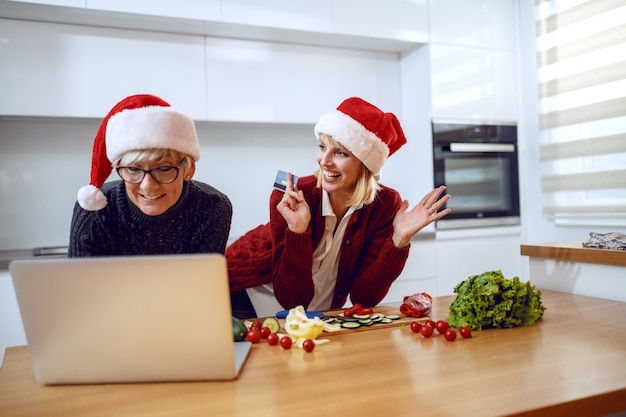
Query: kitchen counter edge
520,240,626,267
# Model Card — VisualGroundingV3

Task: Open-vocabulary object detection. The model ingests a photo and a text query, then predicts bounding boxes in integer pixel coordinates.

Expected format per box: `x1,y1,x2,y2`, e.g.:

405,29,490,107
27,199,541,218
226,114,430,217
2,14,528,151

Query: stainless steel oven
432,120,520,230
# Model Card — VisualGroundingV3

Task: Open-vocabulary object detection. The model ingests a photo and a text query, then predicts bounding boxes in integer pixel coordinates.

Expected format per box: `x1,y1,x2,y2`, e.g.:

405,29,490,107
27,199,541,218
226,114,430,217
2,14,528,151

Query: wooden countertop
1,290,625,417
521,240,626,267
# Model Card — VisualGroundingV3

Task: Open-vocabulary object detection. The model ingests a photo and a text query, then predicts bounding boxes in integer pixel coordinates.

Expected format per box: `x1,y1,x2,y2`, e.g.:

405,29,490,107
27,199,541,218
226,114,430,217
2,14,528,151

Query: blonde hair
315,136,381,206
115,148,193,175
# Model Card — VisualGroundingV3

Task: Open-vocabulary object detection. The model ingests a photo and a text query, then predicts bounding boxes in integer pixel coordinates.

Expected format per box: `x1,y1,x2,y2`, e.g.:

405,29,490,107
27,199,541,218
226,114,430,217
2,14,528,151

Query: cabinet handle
449,143,515,153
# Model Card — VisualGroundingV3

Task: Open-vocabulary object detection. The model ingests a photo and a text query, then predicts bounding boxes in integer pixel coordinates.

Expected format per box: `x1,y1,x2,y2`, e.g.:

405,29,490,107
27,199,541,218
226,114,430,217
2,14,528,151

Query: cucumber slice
352,313,371,319
358,318,373,325
380,318,393,324
341,321,361,329
261,317,281,334
369,313,384,321
385,315,401,320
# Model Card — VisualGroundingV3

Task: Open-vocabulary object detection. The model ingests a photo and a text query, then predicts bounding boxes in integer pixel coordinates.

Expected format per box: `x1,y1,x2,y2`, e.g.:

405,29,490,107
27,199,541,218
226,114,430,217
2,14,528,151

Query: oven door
434,142,520,229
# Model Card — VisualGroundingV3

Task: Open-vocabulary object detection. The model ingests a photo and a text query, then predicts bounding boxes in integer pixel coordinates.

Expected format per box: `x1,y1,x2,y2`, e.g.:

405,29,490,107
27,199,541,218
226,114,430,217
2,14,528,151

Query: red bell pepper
399,292,432,318
343,304,375,317
343,303,362,317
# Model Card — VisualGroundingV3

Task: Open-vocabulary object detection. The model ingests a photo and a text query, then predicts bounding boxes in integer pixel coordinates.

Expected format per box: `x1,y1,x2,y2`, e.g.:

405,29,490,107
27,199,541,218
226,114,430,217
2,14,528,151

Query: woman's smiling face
124,158,184,216
316,134,362,197
116,150,194,216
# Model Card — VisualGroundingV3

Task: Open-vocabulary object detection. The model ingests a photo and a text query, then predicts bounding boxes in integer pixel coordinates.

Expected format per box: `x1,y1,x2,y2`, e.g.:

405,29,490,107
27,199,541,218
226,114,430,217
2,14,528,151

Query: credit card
273,170,298,192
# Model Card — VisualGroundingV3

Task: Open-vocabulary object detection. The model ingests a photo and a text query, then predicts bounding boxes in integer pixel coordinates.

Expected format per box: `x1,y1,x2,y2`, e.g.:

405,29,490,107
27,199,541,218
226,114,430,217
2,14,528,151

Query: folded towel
582,232,626,251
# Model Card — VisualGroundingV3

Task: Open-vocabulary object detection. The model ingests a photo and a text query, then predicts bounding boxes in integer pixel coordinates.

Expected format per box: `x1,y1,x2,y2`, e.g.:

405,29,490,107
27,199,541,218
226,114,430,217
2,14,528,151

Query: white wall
1,116,435,250
0,119,320,249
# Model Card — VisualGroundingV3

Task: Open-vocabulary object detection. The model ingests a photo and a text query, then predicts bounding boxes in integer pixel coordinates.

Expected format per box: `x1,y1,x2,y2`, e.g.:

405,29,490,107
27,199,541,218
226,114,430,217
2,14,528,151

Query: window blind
535,0,626,226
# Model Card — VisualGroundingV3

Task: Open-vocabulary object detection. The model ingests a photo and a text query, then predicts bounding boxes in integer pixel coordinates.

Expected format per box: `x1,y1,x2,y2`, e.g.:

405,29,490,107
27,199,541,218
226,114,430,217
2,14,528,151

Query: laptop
9,253,251,385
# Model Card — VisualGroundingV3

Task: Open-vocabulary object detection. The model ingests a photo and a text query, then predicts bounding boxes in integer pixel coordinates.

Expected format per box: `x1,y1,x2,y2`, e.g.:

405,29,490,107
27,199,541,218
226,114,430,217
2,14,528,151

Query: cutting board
271,305,430,337
321,305,429,336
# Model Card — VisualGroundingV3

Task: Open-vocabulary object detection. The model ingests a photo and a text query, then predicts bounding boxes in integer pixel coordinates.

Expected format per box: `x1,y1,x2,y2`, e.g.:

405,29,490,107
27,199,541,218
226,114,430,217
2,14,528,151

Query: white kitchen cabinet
221,0,332,33
435,230,524,296
427,0,518,122
526,258,626,303
429,44,518,122
0,272,26,368
382,239,438,303
429,0,517,50
204,37,402,123
0,19,207,118
6,0,85,7
334,0,428,43
86,0,220,21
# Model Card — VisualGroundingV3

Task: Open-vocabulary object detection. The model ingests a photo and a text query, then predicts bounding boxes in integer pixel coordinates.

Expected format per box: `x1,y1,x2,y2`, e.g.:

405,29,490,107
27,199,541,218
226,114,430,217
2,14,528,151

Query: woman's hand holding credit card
273,170,299,192
275,170,310,234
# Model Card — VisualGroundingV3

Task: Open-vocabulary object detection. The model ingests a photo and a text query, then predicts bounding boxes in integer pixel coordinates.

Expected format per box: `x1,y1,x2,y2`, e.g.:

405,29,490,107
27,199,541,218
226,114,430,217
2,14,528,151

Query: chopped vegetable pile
447,270,546,330
285,306,325,340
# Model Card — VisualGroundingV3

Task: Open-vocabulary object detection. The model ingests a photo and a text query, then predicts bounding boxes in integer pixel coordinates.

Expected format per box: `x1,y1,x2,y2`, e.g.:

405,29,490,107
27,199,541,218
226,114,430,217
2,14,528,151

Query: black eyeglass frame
115,158,187,184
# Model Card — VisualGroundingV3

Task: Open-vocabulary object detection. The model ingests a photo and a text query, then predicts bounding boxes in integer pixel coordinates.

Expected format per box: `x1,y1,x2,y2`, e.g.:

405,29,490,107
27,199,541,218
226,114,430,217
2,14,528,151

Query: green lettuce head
447,270,545,330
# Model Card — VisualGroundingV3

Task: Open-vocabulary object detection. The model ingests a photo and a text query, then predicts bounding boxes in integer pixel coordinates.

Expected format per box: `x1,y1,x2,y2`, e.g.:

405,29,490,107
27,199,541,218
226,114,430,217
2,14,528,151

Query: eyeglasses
116,158,187,184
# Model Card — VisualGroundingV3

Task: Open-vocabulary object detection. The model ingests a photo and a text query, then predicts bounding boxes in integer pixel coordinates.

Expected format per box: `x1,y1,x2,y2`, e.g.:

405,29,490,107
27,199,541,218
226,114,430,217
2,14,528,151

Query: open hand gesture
392,186,451,248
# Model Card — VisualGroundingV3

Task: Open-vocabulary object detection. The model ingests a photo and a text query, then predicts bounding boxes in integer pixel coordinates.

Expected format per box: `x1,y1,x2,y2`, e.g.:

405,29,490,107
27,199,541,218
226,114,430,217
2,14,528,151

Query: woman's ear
185,160,196,181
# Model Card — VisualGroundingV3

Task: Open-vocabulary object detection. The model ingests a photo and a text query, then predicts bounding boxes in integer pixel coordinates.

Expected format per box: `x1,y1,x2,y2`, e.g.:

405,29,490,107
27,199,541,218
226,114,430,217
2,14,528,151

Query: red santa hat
314,97,407,178
77,94,201,211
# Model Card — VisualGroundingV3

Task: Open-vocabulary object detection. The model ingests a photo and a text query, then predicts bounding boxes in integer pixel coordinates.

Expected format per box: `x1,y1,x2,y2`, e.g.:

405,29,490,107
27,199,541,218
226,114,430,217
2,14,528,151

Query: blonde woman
228,97,450,318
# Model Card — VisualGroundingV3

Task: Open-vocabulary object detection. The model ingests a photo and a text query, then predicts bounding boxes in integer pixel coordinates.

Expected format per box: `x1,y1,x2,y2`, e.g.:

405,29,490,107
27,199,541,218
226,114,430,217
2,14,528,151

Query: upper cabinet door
221,0,333,32
204,38,402,123
86,0,221,21
5,0,85,6
429,0,517,50
334,0,429,43
429,45,518,122
0,19,207,119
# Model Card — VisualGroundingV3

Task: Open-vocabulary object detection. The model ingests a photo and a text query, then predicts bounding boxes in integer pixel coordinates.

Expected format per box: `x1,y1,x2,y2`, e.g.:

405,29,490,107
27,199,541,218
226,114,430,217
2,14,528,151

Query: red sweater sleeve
225,223,273,292
269,177,318,308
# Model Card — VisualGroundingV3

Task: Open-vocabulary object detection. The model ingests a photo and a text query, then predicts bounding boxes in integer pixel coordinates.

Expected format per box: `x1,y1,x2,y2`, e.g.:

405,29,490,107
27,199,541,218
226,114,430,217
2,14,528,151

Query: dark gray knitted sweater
68,180,232,257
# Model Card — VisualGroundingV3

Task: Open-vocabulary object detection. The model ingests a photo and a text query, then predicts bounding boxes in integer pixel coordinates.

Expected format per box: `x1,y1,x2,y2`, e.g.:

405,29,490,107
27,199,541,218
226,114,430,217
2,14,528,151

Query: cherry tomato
410,321,422,333
460,326,472,338
266,333,279,345
302,339,315,352
444,328,457,342
427,319,437,329
250,321,262,330
435,320,450,334
246,329,262,343
420,323,434,338
260,327,272,339
279,336,293,349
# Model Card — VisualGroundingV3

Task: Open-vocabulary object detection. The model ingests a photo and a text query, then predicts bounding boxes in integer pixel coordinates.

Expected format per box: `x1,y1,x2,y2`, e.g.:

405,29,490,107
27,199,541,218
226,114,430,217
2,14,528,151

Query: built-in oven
432,120,520,230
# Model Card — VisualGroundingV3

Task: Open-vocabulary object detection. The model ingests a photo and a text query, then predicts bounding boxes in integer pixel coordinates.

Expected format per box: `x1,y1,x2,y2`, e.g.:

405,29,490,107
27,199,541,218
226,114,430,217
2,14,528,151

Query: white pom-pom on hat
77,94,200,211
77,184,107,211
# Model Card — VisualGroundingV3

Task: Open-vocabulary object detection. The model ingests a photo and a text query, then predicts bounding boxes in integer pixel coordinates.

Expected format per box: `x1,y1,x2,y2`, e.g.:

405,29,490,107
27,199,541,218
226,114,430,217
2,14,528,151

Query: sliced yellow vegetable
285,306,324,340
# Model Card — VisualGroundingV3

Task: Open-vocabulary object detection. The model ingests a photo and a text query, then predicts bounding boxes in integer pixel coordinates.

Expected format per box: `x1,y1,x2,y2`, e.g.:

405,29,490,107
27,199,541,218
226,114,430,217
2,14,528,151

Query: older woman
69,94,232,257
227,97,451,318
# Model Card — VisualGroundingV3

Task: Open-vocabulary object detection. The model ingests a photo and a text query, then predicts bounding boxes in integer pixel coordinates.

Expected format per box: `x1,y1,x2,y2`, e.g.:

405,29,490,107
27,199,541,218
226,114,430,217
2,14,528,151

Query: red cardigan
226,175,410,310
